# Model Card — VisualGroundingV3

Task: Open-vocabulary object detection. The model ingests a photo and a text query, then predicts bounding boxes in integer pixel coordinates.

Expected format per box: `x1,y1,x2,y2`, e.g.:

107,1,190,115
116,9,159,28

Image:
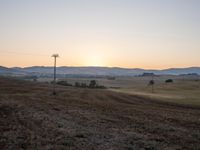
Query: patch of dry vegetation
0,77,200,149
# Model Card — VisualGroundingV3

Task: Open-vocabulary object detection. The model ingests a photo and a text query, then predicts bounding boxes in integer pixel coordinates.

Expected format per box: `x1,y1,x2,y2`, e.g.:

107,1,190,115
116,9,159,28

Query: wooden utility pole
151,75,154,93
52,54,59,95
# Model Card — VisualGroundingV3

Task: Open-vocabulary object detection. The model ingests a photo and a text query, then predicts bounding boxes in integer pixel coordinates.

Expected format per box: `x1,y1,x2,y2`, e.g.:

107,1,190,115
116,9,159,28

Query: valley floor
0,77,200,150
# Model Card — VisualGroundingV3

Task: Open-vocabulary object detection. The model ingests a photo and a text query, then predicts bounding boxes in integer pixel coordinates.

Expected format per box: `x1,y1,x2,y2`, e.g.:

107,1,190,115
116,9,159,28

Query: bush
75,82,81,87
74,80,106,89
57,80,72,86
89,80,97,88
148,80,155,86
165,79,173,83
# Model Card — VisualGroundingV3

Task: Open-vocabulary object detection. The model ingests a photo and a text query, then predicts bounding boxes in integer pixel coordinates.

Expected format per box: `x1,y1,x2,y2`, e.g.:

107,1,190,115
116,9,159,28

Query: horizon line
2,65,200,71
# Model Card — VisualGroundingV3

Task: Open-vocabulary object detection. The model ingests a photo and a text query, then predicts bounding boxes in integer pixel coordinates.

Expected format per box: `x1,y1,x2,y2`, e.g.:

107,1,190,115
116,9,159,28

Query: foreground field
0,77,200,150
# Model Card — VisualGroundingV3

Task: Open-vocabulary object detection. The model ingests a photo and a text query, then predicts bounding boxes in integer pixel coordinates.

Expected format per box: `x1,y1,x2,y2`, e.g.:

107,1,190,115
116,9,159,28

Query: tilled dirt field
0,77,200,150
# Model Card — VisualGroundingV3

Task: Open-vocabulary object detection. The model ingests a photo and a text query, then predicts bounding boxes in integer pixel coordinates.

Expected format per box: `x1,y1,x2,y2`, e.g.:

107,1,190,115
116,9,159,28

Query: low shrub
165,79,173,83
57,80,72,86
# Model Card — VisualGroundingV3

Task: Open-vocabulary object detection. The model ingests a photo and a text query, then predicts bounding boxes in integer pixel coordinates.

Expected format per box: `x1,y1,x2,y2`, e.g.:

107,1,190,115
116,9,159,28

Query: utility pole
151,74,154,93
52,54,59,95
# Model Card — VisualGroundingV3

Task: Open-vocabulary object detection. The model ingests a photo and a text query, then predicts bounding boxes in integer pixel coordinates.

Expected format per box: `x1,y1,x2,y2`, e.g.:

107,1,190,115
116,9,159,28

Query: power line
0,51,49,57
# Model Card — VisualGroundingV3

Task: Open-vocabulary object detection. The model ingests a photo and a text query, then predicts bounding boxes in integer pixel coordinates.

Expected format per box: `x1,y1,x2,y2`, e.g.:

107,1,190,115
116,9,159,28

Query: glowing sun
84,52,106,67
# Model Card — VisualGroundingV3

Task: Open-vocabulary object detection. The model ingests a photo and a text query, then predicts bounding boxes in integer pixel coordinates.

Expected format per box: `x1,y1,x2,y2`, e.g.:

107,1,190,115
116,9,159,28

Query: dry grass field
58,76,200,106
109,76,200,107
1,77,200,149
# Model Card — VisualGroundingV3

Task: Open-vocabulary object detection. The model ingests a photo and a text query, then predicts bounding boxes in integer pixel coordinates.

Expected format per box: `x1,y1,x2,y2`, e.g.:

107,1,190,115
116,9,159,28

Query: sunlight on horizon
0,0,200,69
83,52,106,67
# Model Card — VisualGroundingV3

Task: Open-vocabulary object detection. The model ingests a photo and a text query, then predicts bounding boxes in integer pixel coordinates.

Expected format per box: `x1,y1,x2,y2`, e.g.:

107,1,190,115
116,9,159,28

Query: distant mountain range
0,66,200,76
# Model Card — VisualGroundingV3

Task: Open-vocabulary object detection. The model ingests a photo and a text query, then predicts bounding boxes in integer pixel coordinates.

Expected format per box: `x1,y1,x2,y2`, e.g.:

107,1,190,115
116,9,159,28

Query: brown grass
0,77,200,150
59,76,200,106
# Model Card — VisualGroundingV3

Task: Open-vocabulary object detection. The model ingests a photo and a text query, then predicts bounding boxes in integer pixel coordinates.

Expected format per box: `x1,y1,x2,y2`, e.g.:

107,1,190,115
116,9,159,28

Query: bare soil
0,77,200,150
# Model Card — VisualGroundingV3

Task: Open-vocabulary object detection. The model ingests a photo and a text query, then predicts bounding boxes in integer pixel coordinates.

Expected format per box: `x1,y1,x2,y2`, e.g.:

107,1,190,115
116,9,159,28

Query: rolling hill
1,66,200,76
0,66,25,75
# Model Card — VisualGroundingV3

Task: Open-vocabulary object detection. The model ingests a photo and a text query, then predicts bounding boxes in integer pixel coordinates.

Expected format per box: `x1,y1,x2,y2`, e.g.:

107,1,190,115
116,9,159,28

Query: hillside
0,77,200,149
0,66,199,76
0,66,25,75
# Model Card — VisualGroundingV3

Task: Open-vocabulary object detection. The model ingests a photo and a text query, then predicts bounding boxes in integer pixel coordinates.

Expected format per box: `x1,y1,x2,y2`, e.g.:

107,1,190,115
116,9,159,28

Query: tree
89,80,97,88
148,80,155,93
75,82,80,87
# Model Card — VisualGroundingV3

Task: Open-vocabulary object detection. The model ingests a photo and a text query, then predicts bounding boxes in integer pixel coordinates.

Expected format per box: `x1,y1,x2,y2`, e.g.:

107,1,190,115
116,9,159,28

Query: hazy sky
0,0,199,69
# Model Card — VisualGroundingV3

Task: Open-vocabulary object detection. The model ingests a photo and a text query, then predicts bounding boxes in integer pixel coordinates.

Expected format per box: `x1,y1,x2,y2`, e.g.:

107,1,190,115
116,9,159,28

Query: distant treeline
56,80,106,89
25,73,117,79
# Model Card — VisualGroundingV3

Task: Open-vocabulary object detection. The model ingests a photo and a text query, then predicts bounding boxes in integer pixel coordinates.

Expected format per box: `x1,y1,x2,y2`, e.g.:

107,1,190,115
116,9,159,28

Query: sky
0,0,199,69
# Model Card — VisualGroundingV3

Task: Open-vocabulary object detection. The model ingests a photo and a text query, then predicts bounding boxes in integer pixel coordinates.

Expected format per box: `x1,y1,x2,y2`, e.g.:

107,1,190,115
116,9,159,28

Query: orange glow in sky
0,0,199,69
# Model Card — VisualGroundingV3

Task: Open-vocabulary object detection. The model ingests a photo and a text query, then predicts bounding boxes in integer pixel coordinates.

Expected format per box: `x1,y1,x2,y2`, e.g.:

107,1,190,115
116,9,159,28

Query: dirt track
0,77,200,150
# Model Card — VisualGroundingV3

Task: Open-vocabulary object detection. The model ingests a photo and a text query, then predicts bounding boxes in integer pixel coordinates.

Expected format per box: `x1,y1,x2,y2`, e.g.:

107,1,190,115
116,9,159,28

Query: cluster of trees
56,80,106,89
75,80,106,89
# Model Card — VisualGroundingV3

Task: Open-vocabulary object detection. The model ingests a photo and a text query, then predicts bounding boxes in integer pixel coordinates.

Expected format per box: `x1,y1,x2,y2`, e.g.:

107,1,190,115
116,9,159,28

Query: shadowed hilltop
1,66,200,76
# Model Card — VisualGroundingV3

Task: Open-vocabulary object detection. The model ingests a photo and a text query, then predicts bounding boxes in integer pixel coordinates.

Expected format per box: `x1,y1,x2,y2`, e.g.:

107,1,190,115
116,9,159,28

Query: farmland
50,75,200,106
0,77,200,149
